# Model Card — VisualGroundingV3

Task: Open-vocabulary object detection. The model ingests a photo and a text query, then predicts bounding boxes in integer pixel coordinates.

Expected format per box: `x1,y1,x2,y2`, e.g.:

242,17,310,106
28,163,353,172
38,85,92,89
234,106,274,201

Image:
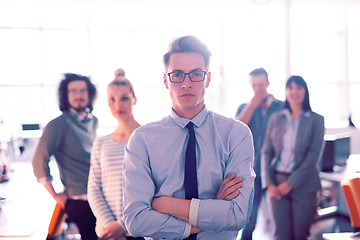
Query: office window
41,30,91,83
222,4,287,116
1,0,360,131
349,85,360,126
348,33,360,83
0,86,43,124
0,29,42,85
345,5,360,126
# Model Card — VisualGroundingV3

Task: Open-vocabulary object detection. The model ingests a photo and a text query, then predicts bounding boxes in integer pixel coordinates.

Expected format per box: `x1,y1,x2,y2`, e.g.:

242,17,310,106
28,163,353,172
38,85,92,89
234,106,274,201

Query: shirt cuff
189,198,200,227
182,222,191,239
37,176,53,184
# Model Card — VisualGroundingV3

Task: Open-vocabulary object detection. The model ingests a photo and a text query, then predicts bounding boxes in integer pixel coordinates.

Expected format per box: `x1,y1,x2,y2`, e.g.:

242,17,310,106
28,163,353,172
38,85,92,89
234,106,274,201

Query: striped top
87,135,127,236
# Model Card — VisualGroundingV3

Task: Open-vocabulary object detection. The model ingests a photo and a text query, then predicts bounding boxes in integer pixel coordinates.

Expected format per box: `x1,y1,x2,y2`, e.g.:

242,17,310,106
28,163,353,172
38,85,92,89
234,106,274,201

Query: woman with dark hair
261,75,325,240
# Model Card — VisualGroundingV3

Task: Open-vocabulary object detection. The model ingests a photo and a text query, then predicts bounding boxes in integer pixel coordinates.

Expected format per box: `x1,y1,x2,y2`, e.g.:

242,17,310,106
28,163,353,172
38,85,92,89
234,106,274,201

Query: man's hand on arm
215,173,243,200
43,182,67,208
151,173,243,223
151,173,244,236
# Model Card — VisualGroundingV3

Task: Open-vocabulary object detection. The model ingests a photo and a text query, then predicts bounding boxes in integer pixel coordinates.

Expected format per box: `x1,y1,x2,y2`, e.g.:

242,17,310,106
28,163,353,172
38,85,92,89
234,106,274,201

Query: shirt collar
265,95,275,108
170,106,208,129
302,110,311,118
281,108,311,120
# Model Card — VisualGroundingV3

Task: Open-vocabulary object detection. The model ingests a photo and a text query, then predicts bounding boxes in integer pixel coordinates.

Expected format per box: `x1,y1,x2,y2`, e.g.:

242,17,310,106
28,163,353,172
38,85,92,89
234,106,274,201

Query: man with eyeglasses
123,36,255,240
32,73,98,240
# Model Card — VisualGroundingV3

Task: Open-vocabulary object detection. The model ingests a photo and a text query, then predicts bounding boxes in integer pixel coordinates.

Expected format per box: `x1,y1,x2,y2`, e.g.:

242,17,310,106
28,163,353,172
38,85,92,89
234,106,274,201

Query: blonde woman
88,75,142,240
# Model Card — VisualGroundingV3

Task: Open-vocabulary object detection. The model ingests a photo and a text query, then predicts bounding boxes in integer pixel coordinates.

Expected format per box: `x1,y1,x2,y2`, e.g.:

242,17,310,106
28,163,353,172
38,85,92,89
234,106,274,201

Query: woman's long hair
284,75,312,112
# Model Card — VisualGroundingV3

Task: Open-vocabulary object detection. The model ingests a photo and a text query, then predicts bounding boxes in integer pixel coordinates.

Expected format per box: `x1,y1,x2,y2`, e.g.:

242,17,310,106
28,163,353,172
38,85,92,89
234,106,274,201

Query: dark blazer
261,109,325,192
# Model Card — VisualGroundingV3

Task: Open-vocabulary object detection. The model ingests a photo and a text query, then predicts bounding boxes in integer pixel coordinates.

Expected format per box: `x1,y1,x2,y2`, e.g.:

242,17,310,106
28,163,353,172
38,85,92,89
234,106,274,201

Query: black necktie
184,122,198,240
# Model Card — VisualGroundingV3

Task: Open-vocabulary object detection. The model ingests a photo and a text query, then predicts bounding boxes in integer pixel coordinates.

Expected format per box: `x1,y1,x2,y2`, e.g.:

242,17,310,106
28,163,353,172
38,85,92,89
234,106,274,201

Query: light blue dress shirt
123,107,255,240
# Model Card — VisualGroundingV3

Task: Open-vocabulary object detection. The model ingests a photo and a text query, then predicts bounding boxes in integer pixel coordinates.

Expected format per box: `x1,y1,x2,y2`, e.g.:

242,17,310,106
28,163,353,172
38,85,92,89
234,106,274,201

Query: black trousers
64,199,97,240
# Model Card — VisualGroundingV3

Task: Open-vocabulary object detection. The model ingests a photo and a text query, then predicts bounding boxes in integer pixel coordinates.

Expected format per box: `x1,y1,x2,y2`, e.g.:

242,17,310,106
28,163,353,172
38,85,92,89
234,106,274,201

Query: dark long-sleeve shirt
32,111,98,197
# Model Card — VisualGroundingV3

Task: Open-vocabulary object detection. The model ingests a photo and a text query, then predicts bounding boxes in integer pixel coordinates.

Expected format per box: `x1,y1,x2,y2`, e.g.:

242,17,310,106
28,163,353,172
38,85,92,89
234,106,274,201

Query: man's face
250,74,269,95
163,52,210,118
67,80,89,112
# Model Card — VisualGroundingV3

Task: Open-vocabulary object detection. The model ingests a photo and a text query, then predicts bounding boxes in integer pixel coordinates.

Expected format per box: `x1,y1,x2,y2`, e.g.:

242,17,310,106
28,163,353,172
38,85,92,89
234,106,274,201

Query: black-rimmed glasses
167,70,208,83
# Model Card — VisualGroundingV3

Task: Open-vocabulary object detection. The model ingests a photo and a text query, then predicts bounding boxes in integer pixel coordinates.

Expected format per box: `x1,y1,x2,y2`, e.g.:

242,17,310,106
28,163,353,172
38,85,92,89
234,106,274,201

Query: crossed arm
123,124,255,238
151,173,243,234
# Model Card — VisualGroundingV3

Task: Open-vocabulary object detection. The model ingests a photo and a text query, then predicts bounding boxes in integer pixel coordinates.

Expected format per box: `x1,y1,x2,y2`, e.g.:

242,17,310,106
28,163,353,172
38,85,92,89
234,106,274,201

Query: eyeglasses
68,88,88,95
167,70,208,83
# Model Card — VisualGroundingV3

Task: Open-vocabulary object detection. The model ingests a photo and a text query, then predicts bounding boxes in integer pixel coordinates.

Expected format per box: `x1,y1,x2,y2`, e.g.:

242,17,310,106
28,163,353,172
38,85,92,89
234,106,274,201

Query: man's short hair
58,73,97,112
163,35,211,70
249,68,268,82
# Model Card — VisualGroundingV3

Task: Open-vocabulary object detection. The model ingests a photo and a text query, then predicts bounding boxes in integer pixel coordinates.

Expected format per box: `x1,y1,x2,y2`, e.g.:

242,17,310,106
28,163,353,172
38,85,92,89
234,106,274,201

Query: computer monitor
320,133,351,172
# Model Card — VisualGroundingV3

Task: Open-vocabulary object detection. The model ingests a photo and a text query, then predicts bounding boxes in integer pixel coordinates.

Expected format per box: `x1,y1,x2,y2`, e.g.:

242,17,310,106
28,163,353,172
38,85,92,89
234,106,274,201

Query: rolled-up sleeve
32,119,63,183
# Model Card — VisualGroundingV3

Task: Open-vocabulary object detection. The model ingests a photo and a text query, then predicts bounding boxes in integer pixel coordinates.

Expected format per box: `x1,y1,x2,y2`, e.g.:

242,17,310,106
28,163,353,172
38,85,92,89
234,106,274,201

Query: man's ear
164,74,169,89
205,71,211,88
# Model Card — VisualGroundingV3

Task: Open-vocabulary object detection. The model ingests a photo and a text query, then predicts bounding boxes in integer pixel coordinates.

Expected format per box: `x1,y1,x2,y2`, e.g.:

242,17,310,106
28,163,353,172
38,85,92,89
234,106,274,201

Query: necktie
184,122,198,240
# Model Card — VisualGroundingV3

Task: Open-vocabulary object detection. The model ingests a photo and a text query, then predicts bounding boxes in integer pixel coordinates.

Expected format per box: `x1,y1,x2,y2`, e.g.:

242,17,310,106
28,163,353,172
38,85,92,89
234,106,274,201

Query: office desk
319,154,360,216
319,155,360,237
0,161,56,239
323,232,360,240
320,154,360,182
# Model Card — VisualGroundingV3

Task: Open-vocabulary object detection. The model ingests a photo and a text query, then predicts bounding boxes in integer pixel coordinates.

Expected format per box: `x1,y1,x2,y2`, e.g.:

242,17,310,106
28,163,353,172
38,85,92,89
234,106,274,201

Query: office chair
46,203,66,240
340,177,360,232
322,178,360,239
